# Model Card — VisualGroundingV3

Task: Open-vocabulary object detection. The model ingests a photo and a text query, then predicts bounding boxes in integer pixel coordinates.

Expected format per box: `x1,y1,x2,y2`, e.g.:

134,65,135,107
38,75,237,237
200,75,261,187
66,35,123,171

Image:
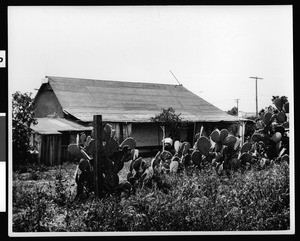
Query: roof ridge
46,76,182,88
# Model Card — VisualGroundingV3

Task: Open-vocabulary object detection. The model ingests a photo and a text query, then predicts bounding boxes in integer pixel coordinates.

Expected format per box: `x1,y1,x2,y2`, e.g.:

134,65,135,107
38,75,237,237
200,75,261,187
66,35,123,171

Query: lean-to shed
30,117,92,165
32,76,247,163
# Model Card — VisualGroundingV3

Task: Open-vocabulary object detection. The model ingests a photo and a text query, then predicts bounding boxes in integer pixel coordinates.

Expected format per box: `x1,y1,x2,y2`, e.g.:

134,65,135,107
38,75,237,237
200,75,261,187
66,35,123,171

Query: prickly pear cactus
191,150,202,166
196,136,211,157
249,95,290,166
68,125,139,197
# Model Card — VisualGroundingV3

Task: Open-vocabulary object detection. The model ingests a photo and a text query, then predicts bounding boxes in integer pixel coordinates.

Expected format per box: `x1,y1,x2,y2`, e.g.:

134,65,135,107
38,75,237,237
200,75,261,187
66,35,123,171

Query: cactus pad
263,112,272,125
120,137,136,150
78,158,90,172
234,137,241,150
196,136,211,156
131,149,139,161
271,132,282,143
252,133,262,142
105,139,119,158
170,159,179,173
105,171,119,190
113,158,125,173
191,150,202,165
274,98,283,111
102,158,114,171
240,142,252,154
256,120,264,130
281,154,289,163
210,129,220,143
161,150,173,161
283,102,289,113
277,112,287,124
182,142,191,155
85,135,92,148
240,152,252,165
132,157,143,172
219,129,229,143
222,135,236,147
174,140,180,153
68,143,82,156
80,133,86,144
275,125,285,136
282,121,289,129
86,139,95,156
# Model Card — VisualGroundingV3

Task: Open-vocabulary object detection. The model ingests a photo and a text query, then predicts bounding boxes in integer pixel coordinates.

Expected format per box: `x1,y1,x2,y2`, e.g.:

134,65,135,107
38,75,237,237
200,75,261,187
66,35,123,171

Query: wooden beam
93,115,104,198
193,122,196,144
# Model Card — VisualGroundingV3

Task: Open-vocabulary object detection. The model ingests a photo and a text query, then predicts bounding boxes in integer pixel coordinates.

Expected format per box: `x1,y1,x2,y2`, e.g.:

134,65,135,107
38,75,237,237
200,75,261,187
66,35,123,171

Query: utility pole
249,76,263,117
235,99,240,115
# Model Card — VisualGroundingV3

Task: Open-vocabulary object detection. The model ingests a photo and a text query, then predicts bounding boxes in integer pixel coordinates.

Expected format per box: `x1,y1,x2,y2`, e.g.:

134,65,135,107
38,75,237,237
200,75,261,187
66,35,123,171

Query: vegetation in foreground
12,161,290,232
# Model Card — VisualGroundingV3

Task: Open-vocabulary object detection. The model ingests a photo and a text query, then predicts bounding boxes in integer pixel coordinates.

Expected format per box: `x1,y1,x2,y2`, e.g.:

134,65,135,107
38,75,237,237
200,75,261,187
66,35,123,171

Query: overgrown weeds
12,162,290,232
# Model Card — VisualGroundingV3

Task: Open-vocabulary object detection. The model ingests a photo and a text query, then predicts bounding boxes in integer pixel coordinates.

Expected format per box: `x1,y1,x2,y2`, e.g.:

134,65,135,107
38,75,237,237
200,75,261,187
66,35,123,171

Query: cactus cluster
68,123,138,198
128,98,290,184
68,96,290,197
250,96,289,166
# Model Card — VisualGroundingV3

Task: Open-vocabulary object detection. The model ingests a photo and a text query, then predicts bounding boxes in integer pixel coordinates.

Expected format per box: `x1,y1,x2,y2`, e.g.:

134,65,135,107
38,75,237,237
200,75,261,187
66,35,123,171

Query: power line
249,76,263,116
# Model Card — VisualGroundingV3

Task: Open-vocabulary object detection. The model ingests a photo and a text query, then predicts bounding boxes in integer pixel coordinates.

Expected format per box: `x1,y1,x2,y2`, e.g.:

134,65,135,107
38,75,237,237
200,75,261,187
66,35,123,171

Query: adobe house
32,76,248,165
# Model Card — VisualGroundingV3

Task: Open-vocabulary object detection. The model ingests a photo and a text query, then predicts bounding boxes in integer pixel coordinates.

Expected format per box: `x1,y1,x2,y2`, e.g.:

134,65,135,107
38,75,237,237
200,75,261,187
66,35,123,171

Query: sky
8,5,293,113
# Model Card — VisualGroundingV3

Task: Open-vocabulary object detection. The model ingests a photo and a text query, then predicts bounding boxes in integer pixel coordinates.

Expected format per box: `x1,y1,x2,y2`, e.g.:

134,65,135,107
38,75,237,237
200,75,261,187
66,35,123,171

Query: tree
227,106,238,116
12,91,38,166
151,107,184,147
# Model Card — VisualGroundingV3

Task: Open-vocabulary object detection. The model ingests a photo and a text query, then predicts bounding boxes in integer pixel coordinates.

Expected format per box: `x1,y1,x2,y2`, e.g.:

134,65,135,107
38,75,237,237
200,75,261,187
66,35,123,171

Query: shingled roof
35,76,245,123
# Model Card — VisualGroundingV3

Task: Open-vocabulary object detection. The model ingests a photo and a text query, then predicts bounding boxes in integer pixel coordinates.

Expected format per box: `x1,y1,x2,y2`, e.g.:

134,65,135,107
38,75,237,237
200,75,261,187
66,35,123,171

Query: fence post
93,115,104,198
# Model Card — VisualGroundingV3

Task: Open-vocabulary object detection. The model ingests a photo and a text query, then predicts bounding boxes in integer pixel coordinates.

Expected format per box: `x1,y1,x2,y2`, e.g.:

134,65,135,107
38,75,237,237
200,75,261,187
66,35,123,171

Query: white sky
8,5,293,113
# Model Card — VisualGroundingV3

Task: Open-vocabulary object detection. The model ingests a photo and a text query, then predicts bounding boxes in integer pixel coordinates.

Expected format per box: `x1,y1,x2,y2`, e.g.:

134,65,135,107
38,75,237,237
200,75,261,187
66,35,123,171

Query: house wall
110,123,132,143
39,134,62,166
131,123,192,148
132,123,162,147
34,85,64,118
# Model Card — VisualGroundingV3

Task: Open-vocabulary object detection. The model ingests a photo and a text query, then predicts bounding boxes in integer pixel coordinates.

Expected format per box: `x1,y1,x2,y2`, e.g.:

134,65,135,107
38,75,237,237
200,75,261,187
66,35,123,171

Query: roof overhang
31,117,93,135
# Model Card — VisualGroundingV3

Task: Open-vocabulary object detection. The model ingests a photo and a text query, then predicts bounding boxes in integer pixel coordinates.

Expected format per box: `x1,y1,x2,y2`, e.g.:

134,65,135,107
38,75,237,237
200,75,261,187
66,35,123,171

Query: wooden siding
40,135,62,166
132,123,163,147
34,84,64,118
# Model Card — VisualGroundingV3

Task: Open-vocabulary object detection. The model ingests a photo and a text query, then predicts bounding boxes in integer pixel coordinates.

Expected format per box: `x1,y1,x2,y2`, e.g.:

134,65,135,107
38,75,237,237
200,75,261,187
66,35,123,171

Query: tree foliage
227,106,238,116
151,107,184,139
12,91,37,165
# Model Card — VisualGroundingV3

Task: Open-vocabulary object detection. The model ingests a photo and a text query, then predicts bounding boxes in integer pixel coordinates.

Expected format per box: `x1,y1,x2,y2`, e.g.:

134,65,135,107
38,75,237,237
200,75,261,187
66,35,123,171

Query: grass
12,160,290,232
